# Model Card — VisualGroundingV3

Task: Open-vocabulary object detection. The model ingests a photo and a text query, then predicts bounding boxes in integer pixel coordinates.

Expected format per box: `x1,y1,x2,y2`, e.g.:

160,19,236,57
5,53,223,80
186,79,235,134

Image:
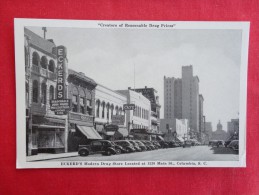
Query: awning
176,137,185,142
117,128,128,137
157,136,164,141
76,125,102,139
104,131,115,136
32,124,65,129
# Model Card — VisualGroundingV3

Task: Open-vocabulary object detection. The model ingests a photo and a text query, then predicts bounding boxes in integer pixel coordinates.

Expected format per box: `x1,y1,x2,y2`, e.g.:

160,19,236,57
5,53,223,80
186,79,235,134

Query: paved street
47,146,238,161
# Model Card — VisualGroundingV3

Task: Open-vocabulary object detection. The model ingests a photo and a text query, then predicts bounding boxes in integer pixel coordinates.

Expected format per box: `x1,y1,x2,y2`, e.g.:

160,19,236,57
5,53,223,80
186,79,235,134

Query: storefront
103,124,128,140
130,129,164,141
68,112,102,152
31,115,66,154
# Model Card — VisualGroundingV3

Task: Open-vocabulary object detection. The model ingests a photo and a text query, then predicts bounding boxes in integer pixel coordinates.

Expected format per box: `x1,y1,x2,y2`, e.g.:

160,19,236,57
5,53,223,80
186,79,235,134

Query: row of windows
132,124,148,129
96,101,123,119
133,106,149,120
71,87,93,115
32,80,55,104
32,51,55,72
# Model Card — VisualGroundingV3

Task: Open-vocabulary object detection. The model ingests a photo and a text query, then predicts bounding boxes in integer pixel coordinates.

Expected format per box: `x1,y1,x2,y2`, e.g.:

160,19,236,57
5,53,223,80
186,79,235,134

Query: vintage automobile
129,140,142,152
158,141,169,149
113,140,135,153
142,141,156,150
78,140,117,156
228,140,239,151
135,140,147,151
167,141,178,148
152,141,162,149
182,140,192,148
224,140,232,148
111,141,127,154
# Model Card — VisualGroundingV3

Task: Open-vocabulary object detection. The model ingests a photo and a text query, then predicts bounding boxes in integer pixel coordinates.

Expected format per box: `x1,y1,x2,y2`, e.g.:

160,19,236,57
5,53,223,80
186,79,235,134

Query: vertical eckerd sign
57,46,66,99
50,46,71,115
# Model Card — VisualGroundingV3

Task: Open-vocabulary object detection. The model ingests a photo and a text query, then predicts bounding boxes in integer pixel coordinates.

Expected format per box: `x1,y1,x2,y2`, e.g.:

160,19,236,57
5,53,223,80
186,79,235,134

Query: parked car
224,140,232,148
129,140,142,152
167,141,178,148
228,140,239,151
142,141,156,150
111,141,127,154
113,140,135,153
159,141,169,149
152,141,162,149
183,140,192,148
135,140,147,151
78,140,117,156
215,140,225,147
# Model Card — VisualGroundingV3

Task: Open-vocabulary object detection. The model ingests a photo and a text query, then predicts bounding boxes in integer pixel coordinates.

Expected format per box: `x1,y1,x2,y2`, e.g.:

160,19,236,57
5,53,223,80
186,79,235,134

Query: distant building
164,65,201,133
227,119,239,140
160,118,188,141
205,122,213,140
211,120,230,141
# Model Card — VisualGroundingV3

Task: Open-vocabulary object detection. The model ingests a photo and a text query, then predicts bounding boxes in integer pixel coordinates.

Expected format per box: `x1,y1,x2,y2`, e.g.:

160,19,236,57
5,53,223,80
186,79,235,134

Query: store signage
111,115,125,125
123,104,135,110
50,45,71,115
105,124,119,131
57,46,66,100
50,99,71,115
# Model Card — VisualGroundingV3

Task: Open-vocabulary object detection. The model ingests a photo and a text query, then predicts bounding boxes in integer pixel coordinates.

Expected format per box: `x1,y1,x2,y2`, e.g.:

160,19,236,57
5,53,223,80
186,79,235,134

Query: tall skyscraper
164,65,201,132
164,77,175,119
182,65,200,132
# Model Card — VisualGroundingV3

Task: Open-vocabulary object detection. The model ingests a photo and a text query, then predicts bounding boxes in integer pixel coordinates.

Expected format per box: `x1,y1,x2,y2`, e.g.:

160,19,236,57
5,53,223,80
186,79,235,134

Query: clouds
28,27,242,130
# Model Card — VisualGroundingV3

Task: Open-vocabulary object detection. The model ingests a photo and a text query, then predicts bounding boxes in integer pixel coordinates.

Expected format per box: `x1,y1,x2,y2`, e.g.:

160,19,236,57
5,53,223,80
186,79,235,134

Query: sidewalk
26,152,79,162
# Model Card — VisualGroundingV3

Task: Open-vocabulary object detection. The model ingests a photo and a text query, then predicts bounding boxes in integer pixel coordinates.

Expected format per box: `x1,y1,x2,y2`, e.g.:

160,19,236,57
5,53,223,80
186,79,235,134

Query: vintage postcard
15,19,249,168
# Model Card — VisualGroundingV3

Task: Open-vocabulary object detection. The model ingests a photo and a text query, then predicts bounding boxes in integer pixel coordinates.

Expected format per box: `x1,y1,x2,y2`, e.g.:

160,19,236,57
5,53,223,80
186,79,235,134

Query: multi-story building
134,86,161,133
160,118,188,142
95,84,127,139
67,69,101,152
227,119,239,140
117,89,152,140
182,65,200,132
25,28,67,155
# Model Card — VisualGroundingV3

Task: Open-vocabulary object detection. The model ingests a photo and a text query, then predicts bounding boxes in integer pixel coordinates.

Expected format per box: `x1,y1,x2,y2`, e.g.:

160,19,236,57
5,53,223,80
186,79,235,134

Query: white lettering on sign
56,46,66,100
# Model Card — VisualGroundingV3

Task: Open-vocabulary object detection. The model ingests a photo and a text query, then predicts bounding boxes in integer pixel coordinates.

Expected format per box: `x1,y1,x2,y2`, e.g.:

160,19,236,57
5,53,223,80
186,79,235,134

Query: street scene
23,22,242,164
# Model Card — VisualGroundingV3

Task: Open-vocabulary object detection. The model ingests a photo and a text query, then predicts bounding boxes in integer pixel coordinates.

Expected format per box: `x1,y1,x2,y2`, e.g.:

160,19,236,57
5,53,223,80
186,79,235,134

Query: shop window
40,56,48,69
48,60,55,72
49,85,54,100
41,83,47,104
32,52,40,66
80,97,85,114
72,95,78,112
32,80,38,103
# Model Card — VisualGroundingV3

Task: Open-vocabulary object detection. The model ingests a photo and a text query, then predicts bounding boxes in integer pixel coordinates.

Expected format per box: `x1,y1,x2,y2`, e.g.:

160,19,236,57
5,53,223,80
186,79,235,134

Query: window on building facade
115,106,118,115
96,100,100,117
32,52,40,66
80,97,85,114
102,102,105,118
40,56,48,69
111,105,114,116
106,104,110,120
41,83,47,104
48,60,55,72
49,85,54,100
86,90,92,115
72,95,78,112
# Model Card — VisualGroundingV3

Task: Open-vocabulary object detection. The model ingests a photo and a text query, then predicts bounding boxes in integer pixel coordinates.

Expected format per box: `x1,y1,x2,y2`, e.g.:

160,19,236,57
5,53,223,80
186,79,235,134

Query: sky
27,26,242,131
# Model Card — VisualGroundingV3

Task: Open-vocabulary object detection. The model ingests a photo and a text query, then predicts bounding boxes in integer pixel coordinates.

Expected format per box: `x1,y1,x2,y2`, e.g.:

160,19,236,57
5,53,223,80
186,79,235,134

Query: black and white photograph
15,19,249,168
